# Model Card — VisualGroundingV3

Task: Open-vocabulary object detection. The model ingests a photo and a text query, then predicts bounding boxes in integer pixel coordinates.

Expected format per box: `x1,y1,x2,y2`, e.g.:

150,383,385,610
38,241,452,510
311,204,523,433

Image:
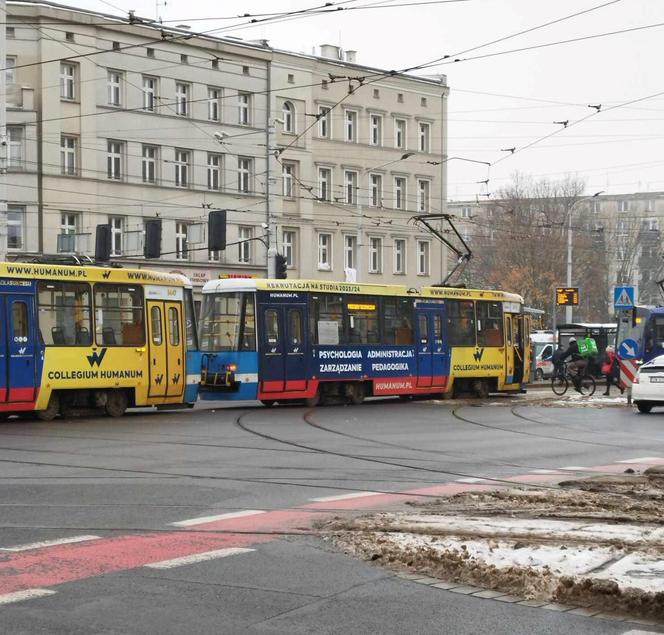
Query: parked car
632,354,664,413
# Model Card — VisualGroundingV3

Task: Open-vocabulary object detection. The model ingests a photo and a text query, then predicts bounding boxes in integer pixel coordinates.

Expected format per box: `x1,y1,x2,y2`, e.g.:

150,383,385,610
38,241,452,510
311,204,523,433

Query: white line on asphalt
0,589,56,606
145,547,254,569
530,469,563,474
621,630,661,634
559,466,590,471
309,492,381,502
0,535,101,552
616,457,664,464
455,478,486,483
170,510,266,527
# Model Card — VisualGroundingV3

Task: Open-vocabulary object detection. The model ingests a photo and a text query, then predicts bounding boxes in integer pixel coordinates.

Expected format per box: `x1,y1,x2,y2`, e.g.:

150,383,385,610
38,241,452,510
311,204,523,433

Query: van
534,343,554,380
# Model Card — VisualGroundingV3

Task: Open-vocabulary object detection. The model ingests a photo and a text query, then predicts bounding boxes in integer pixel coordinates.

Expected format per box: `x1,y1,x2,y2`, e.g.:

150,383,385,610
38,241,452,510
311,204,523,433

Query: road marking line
0,535,101,552
0,589,55,606
170,510,266,527
530,469,563,475
559,466,590,471
616,457,664,464
145,547,254,570
455,478,486,483
309,492,380,502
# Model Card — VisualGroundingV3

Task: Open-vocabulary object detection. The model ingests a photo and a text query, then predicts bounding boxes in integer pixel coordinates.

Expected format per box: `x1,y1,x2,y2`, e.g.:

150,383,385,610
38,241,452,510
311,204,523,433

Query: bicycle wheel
551,375,568,396
579,375,596,396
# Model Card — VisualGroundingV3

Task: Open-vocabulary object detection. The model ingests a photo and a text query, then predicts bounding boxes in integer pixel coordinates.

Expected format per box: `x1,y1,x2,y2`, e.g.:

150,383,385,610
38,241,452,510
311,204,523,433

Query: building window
146,47,155,58
321,79,329,90
344,170,358,205
318,106,331,138
394,177,406,210
175,222,188,260
373,88,380,99
395,119,406,150
174,149,189,187
107,70,122,106
109,216,123,256
282,162,295,198
175,82,189,116
60,63,76,100
180,54,188,64
619,200,629,212
417,240,430,275
242,66,250,75
461,206,471,218
282,230,295,267
60,135,77,175
318,233,332,269
111,40,120,50
6,56,16,84
7,127,23,169
65,32,75,42
370,174,382,207
318,167,331,201
238,226,252,263
211,59,219,70
393,238,406,274
207,87,220,121
344,235,357,270
397,93,404,103
207,154,221,190
238,157,252,193
142,145,157,183
283,101,295,133
6,27,15,39
7,206,24,251
421,97,428,107
238,92,251,125
344,110,357,142
646,218,659,231
370,114,383,146
417,179,430,213
60,213,78,252
419,122,431,152
369,237,382,273
142,76,157,111
647,199,656,212
288,73,295,84
107,140,123,180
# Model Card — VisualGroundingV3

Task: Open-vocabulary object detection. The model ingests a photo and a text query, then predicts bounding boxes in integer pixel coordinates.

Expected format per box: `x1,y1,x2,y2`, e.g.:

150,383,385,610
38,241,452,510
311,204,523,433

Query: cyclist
561,337,587,393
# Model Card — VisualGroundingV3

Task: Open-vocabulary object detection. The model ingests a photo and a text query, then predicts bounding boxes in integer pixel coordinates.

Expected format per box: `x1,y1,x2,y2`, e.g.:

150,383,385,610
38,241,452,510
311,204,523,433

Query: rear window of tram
38,281,92,346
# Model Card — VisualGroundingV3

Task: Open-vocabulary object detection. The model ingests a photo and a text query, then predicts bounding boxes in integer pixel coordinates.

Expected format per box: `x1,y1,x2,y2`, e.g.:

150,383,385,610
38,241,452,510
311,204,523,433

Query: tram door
147,300,185,398
416,305,447,388
504,314,515,385
0,294,37,403
260,304,307,394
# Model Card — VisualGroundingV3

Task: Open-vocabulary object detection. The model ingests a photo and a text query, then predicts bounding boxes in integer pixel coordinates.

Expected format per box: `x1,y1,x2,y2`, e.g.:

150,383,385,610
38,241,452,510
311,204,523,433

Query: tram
0,261,200,419
198,278,529,405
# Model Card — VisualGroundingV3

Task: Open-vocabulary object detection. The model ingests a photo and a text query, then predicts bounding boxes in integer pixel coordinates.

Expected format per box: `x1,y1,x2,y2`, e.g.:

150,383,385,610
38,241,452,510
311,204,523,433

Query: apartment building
5,1,449,296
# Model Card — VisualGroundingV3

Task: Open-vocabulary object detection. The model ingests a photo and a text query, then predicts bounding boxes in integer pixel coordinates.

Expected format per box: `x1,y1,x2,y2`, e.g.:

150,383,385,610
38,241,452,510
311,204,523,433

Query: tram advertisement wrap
315,347,417,377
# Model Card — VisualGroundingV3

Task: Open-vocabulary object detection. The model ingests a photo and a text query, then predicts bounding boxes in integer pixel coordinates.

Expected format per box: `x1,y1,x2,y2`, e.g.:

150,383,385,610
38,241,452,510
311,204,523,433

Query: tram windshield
200,292,255,352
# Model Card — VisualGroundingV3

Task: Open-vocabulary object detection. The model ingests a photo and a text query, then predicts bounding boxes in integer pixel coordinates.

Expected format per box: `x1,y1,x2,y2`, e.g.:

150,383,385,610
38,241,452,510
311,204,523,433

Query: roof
202,278,412,296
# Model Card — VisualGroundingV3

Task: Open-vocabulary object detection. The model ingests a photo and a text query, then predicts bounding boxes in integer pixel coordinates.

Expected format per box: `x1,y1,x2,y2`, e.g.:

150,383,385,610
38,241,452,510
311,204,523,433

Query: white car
632,354,664,413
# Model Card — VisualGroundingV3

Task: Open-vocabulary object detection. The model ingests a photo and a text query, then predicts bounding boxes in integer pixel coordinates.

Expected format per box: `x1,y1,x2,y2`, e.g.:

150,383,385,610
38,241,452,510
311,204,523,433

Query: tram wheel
37,393,60,421
105,390,128,418
473,380,490,399
346,383,365,405
304,386,324,408
260,400,276,408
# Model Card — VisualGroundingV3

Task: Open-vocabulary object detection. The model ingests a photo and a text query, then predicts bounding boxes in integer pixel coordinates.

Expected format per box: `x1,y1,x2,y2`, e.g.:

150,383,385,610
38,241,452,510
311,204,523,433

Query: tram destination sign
556,287,579,306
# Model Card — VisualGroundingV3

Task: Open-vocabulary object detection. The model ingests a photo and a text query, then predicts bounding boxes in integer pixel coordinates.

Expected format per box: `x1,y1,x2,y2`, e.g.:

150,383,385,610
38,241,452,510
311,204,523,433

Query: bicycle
551,361,596,396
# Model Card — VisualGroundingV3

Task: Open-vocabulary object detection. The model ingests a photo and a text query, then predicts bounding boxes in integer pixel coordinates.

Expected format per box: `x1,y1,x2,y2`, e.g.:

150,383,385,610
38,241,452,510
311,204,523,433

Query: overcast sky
51,0,664,200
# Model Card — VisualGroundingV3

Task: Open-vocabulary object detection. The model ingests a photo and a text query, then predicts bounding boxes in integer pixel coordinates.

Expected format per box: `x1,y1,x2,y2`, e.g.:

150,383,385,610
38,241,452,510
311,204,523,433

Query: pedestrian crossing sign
614,286,635,309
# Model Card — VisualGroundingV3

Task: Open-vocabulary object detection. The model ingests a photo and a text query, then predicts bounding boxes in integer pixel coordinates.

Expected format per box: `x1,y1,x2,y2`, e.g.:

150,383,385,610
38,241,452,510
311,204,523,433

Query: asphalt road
0,397,663,634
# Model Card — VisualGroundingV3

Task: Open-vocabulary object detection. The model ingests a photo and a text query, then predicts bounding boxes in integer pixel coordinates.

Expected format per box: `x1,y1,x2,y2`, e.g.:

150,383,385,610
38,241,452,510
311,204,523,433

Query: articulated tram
0,262,200,419
198,278,529,405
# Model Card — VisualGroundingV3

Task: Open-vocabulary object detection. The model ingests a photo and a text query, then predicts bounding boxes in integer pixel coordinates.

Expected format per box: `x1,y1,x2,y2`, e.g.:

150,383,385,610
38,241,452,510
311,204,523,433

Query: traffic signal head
208,209,227,252
144,219,162,259
275,253,288,279
95,224,112,261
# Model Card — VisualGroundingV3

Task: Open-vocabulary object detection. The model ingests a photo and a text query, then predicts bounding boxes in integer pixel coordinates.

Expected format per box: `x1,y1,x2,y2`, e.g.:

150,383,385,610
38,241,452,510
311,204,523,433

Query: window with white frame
418,122,431,152
417,179,430,213
238,92,251,125
207,87,220,121
318,106,331,138
646,218,659,231
107,70,122,106
393,238,406,274
238,226,252,263
60,135,77,175
318,233,332,269
344,110,357,142
370,114,383,145
207,154,221,190
238,157,252,193
369,237,382,273
282,230,295,267
142,76,157,111
283,101,295,133
142,145,157,183
60,63,76,100
60,213,78,252
617,219,628,235
107,140,123,180
174,149,189,187
618,200,630,212
461,206,471,218
370,174,382,207
7,206,24,251
5,56,16,84
282,162,296,198
8,127,23,169
175,222,188,260
617,243,627,261
592,200,601,214
344,235,357,270
344,170,358,205
395,118,406,149
647,199,656,212
394,176,406,210
109,216,123,256
417,240,430,275
318,167,331,201
175,82,189,116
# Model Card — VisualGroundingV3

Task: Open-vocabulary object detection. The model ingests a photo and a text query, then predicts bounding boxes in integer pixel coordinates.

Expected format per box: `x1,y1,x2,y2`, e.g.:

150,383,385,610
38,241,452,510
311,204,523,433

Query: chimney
345,50,357,63
320,44,342,60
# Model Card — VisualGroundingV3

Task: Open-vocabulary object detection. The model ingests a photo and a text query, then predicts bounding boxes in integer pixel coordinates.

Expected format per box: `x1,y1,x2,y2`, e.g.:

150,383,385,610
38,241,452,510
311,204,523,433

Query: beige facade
5,2,448,298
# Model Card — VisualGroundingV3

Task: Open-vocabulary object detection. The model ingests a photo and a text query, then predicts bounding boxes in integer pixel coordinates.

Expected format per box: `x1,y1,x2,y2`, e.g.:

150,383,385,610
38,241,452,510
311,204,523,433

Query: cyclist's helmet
569,337,576,343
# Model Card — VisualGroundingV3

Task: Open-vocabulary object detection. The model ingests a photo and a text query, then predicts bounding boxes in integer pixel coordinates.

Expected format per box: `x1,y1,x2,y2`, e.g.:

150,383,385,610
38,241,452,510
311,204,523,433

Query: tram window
288,309,302,346
433,315,443,344
383,298,414,345
151,306,163,345
345,295,379,345
12,302,28,340
38,281,92,346
265,309,279,345
311,295,342,345
94,284,145,346
447,299,476,346
184,289,198,351
476,301,504,347
200,293,242,352
418,314,428,344
240,294,256,351
168,307,180,346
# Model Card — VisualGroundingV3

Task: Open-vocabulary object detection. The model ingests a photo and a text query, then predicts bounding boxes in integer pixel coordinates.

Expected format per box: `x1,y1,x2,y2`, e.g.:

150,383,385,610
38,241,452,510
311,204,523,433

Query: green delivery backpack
577,337,598,358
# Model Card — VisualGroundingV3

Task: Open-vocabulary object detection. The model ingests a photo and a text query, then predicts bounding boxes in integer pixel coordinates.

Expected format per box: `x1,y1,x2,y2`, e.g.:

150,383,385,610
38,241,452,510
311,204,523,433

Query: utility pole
566,208,573,323
265,61,278,279
0,0,8,263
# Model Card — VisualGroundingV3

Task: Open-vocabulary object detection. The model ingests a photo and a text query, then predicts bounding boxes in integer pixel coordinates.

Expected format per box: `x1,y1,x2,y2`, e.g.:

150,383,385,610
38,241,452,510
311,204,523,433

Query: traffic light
95,224,112,261
275,253,288,279
208,209,227,251
144,219,162,259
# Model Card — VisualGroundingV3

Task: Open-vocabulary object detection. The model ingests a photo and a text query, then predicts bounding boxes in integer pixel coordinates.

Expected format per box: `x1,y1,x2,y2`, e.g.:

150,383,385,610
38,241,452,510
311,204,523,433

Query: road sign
614,285,635,309
618,338,639,360
556,287,579,306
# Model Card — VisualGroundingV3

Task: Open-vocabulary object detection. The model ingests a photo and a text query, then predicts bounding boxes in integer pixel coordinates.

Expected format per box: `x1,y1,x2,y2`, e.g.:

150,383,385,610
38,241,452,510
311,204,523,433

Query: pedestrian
562,337,587,393
601,345,623,396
